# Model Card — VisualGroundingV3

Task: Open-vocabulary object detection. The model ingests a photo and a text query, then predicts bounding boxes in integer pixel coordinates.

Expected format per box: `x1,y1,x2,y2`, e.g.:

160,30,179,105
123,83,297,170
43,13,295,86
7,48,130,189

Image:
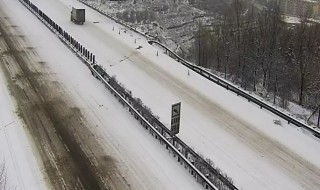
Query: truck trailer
71,7,85,25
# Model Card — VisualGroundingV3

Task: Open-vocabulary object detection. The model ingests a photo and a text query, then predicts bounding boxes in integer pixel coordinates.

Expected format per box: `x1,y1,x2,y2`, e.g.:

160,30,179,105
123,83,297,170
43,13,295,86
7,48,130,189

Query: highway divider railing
93,68,238,190
20,0,96,68
148,40,320,139
80,0,239,184
90,67,220,190
19,0,234,190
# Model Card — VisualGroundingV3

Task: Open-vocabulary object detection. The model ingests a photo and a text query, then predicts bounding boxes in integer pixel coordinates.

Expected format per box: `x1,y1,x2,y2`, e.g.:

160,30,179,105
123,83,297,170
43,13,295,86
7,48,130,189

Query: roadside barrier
148,40,320,139
79,0,320,139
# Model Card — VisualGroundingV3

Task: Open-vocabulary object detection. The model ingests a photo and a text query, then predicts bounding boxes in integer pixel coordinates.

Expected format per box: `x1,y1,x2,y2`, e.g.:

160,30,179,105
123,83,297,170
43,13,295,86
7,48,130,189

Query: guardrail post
184,148,189,158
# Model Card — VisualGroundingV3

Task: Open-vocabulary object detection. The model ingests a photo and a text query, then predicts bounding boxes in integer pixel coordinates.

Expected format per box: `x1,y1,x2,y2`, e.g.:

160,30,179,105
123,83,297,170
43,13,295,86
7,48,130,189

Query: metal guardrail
71,2,239,189
79,0,320,139
20,0,96,67
92,63,238,190
90,68,219,190
18,0,221,189
77,0,320,138
148,40,320,138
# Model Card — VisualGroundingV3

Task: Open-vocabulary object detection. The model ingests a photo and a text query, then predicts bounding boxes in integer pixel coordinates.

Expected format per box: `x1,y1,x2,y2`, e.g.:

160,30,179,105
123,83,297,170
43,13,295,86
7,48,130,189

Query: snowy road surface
15,0,320,189
0,48,48,190
0,0,203,189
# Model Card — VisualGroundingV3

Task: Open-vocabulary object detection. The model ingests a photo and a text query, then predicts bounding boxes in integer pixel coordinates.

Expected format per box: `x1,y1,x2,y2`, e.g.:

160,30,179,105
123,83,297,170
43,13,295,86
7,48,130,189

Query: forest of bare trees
192,0,320,111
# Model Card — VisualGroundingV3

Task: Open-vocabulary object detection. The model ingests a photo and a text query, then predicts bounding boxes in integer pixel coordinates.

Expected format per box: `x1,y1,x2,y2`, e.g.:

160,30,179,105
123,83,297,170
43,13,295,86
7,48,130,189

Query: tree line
191,0,320,110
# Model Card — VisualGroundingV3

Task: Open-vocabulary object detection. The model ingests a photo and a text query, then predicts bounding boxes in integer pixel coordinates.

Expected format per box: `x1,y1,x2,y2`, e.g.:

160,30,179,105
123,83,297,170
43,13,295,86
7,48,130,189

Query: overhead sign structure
171,102,181,136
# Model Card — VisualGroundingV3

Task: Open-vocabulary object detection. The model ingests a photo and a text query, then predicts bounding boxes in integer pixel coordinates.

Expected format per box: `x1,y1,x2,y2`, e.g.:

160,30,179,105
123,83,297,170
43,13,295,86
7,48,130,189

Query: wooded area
191,0,320,110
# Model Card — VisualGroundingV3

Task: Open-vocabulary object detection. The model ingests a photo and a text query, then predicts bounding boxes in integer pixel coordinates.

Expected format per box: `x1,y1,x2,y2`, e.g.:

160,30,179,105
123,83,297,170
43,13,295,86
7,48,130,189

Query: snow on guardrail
77,0,320,138
76,0,320,138
148,40,320,139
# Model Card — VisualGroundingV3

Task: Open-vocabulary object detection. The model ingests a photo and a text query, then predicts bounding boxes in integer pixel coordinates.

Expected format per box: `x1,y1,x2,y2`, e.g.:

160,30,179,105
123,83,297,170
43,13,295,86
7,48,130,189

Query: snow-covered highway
1,0,320,189
0,0,204,189
20,0,320,189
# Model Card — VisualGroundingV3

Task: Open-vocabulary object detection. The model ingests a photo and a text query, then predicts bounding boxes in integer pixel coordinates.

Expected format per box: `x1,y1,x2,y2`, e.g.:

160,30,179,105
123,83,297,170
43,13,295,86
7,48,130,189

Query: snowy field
0,0,204,189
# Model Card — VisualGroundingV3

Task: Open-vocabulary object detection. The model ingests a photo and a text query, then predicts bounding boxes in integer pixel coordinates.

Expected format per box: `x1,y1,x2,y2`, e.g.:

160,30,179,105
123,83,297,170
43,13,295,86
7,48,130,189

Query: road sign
171,102,181,136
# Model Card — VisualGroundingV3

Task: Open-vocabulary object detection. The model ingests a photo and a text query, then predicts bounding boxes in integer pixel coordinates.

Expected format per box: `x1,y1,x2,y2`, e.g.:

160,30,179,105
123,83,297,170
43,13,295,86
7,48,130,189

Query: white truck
71,7,85,25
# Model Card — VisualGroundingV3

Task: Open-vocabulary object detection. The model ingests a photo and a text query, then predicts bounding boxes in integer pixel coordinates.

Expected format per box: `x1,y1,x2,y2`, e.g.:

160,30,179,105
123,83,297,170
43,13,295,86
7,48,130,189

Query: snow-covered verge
147,39,320,140
0,62,48,190
83,0,320,131
207,68,320,133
